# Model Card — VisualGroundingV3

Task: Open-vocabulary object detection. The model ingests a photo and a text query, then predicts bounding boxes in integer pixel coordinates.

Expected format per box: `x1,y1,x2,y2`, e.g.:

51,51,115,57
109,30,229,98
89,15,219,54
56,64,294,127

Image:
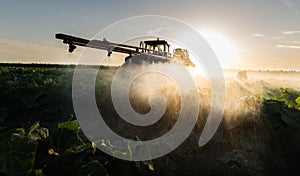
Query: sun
198,30,237,69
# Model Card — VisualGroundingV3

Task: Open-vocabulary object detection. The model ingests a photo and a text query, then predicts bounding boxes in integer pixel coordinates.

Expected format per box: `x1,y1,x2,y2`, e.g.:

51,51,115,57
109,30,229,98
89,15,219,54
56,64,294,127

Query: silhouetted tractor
55,33,195,67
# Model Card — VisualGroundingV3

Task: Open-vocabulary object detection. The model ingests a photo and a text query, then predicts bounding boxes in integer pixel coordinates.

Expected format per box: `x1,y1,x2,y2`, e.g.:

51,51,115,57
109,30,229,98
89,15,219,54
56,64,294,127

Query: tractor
55,33,195,67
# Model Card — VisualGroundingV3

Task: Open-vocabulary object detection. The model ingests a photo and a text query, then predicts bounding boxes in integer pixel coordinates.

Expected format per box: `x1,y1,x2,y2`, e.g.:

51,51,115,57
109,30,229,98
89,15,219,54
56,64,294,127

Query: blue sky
0,0,299,69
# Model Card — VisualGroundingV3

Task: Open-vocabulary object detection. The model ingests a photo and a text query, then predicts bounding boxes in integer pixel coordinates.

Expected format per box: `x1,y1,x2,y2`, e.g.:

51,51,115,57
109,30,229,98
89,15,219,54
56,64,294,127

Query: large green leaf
50,128,83,153
296,97,300,106
58,120,79,133
0,128,38,176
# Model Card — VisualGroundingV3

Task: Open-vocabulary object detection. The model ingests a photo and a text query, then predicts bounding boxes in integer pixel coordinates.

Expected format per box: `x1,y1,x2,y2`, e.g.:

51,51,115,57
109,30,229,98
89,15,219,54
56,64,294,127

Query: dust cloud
96,62,299,135
94,62,300,175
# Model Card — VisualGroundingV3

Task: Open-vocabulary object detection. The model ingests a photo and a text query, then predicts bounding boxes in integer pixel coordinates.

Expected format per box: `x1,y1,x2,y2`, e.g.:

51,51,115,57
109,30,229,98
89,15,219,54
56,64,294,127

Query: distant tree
236,70,248,80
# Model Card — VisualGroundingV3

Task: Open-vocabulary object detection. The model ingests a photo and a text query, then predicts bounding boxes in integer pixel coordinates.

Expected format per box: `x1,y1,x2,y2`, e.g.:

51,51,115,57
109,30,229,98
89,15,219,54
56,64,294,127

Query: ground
0,63,299,175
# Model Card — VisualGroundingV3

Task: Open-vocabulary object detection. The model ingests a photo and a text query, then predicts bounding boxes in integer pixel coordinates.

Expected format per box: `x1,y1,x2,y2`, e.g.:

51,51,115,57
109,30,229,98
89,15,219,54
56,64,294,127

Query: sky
0,0,299,70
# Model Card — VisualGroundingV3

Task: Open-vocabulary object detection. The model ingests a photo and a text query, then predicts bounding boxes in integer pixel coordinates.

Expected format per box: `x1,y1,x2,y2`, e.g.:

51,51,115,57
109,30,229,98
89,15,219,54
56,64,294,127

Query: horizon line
0,62,299,72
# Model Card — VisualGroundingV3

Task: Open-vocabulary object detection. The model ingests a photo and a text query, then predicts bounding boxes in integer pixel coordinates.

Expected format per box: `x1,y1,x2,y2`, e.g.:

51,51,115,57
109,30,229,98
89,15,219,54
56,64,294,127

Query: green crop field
0,63,299,175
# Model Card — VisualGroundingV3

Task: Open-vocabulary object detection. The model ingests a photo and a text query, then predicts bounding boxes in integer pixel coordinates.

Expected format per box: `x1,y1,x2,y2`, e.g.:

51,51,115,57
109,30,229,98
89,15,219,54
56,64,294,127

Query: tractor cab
140,38,170,57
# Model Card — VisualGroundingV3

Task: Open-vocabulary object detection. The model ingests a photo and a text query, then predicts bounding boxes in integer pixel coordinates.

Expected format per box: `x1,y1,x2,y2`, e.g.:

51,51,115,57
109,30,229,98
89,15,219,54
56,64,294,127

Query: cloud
252,33,264,37
252,34,283,40
81,16,91,21
291,41,300,44
252,33,284,40
282,31,300,35
277,44,300,49
147,27,165,35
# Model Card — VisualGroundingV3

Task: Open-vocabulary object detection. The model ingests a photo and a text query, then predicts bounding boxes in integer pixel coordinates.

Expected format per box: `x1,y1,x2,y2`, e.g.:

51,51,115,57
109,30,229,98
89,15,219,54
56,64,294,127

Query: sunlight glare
199,30,237,69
